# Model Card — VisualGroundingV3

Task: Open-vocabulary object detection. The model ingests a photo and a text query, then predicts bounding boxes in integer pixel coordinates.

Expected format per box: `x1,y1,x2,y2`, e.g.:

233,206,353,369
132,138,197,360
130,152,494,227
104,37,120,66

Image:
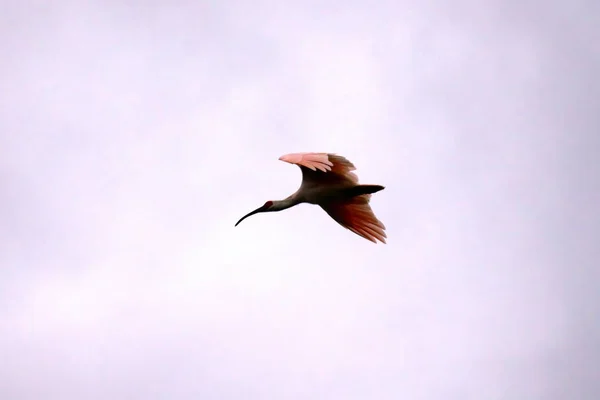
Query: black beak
235,205,266,227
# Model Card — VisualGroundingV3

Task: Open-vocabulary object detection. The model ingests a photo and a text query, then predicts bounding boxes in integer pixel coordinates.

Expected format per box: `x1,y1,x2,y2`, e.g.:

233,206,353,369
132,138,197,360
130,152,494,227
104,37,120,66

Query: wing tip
279,152,333,172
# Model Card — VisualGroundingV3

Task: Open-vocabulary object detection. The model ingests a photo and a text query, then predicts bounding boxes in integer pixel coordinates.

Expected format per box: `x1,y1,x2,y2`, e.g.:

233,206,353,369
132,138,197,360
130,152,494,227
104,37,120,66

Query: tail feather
343,184,385,198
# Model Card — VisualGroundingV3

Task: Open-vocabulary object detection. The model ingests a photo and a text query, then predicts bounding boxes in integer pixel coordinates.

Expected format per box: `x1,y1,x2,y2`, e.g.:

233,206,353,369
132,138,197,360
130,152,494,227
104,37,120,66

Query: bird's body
235,152,387,243
292,182,349,204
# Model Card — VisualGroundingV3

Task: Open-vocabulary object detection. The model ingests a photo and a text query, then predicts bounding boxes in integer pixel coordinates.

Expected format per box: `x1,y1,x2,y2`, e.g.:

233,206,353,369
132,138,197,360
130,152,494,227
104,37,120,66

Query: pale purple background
1,1,599,399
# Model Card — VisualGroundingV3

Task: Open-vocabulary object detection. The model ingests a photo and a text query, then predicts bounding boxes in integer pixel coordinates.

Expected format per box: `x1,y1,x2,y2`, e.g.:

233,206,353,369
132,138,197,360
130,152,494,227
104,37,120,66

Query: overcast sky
1,1,599,399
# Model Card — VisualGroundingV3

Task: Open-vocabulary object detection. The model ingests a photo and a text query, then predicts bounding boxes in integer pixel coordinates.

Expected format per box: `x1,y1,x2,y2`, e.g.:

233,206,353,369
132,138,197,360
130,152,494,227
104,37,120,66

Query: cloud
1,1,598,399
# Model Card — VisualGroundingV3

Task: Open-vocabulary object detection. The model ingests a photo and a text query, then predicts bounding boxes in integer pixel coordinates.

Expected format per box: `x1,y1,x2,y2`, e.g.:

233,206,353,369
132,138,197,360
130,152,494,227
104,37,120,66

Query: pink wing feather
279,152,359,184
320,194,387,244
278,152,333,172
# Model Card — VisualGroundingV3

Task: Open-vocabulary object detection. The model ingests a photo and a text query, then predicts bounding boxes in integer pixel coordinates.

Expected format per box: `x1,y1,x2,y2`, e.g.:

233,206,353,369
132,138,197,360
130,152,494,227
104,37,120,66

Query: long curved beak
235,205,266,227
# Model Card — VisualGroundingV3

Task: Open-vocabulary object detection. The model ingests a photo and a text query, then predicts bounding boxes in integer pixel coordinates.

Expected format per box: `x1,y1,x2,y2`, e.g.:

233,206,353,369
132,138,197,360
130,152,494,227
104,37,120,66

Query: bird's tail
344,184,385,198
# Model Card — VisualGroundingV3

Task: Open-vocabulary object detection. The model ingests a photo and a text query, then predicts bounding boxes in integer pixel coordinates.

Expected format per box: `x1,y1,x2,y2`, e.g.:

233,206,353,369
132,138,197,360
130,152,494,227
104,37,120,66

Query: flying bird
235,152,386,243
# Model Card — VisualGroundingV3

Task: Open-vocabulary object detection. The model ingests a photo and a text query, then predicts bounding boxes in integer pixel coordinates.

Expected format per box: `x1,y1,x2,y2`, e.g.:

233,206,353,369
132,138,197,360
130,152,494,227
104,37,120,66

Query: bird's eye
264,201,273,208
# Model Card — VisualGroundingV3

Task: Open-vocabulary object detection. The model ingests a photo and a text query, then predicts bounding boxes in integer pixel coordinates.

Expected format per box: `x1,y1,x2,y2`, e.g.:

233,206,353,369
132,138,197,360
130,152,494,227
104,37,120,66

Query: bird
235,152,387,243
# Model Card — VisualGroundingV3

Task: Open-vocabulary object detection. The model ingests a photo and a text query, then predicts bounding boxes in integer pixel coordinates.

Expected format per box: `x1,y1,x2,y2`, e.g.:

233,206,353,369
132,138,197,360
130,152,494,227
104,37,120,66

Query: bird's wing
278,152,359,185
320,194,387,244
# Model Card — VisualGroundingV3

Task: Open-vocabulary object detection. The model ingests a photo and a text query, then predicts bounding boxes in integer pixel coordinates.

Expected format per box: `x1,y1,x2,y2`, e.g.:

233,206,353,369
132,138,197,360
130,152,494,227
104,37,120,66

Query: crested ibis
235,152,386,243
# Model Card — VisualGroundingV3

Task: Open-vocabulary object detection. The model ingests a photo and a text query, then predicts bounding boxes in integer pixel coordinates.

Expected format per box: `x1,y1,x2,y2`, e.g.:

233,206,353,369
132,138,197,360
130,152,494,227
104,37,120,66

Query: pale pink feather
278,152,333,172
279,152,359,184
320,194,387,244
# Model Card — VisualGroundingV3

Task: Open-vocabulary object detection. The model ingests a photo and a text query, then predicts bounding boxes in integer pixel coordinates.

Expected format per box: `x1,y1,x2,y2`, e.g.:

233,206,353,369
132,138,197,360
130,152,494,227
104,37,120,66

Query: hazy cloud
1,1,598,399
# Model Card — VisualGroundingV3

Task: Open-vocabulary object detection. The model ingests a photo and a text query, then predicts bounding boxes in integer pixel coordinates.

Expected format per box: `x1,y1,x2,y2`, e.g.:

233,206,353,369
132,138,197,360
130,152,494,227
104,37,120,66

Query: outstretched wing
278,152,359,185
320,194,387,244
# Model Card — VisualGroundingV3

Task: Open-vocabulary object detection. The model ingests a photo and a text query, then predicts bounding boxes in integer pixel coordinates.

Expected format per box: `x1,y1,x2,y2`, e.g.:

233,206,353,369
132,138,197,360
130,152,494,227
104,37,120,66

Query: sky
1,1,599,399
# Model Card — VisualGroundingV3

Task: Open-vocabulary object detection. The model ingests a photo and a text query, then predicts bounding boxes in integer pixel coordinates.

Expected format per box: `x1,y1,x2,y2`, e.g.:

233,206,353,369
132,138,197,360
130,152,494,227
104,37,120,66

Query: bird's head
235,200,274,227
